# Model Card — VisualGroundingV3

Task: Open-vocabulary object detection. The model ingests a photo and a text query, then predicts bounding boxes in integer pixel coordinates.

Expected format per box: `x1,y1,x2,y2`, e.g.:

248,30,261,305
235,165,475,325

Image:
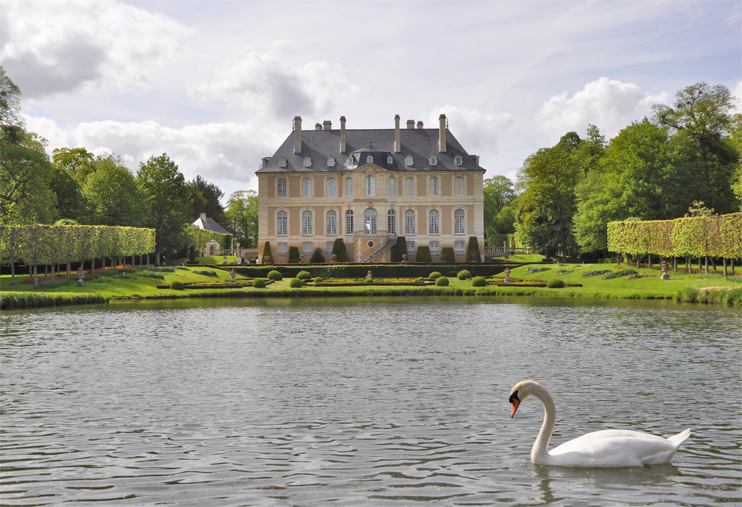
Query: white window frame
326,210,337,236
429,241,440,256
303,157,312,167
404,209,415,235
454,240,465,255
429,209,440,235
454,155,463,166
364,208,377,233
405,177,414,197
454,208,465,235
454,176,464,196
278,157,287,168
366,154,374,164
302,178,312,198
326,178,336,197
326,241,335,254
387,155,393,164
277,210,288,236
407,241,416,256
302,241,313,253
345,177,353,197
277,242,288,253
387,209,396,234
302,210,313,236
365,175,376,197
328,156,336,167
345,210,354,235
277,178,287,198
429,177,439,197
387,177,396,197
405,155,413,166
429,156,438,166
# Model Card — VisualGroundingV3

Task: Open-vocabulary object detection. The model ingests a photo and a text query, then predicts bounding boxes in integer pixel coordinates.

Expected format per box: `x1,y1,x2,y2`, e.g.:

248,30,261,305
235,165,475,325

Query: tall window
278,242,288,253
387,209,396,234
302,178,312,198
364,208,377,233
345,177,354,197
326,178,336,197
277,178,287,198
429,177,439,197
454,209,465,234
454,240,465,255
303,241,313,253
405,209,415,235
429,241,440,256
365,175,376,196
429,209,440,235
302,210,313,236
326,210,337,235
277,211,287,236
406,241,416,255
405,177,414,197
345,210,354,235
387,177,396,197
454,177,464,196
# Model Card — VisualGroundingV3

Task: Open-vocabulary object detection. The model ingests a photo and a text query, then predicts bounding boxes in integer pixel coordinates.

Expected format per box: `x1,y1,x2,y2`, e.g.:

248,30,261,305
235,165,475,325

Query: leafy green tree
52,147,96,185
187,175,225,224
0,65,21,128
137,154,191,262
483,175,515,244
224,190,258,248
84,155,148,227
49,163,90,222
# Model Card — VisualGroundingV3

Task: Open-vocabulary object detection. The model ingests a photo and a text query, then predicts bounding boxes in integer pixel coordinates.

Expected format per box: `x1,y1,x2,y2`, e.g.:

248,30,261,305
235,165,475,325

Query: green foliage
392,236,408,262
252,278,266,288
224,189,257,248
139,272,164,280
310,247,325,263
187,175,225,225
415,246,432,263
435,276,449,286
331,238,349,262
267,270,283,281
192,269,218,277
262,241,273,263
170,280,184,290
457,269,472,280
296,270,312,280
526,267,550,273
484,175,516,243
84,155,148,228
314,277,323,283
288,246,301,264
471,276,487,287
429,271,442,279
582,269,612,278
547,278,565,288
364,277,374,284
187,226,232,252
466,236,481,262
187,244,196,262
603,269,638,279
441,247,455,262
289,278,303,288
148,266,175,272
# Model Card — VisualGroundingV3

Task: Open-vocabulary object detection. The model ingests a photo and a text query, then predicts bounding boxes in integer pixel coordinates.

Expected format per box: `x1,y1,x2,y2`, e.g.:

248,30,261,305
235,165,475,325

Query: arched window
345,177,354,197
387,209,396,234
364,208,377,233
429,209,440,235
454,177,464,196
387,177,396,197
429,155,438,166
303,157,312,167
326,178,336,197
454,209,465,234
326,210,337,235
386,155,393,164
454,155,463,166
405,209,415,235
277,178,287,198
366,154,374,164
405,177,414,197
277,210,287,236
345,210,354,235
327,156,336,167
302,178,312,198
302,210,313,236
405,155,413,166
278,157,287,168
429,177,439,197
365,175,376,196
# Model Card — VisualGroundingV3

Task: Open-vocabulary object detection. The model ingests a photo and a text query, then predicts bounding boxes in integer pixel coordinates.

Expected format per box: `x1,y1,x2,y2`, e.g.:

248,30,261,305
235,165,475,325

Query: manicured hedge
262,241,273,263
429,271,442,279
310,248,325,263
267,270,283,281
546,278,564,288
471,276,487,287
466,236,481,262
392,236,408,262
187,226,232,251
435,277,449,286
296,270,312,280
252,278,266,288
332,238,349,262
288,246,301,264
416,246,432,263
229,263,517,279
289,278,303,288
457,269,471,280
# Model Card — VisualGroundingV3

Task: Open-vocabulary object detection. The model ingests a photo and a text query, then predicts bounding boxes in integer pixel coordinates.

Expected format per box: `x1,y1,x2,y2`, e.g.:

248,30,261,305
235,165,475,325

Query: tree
483,175,515,244
49,163,90,223
84,155,148,227
0,65,22,129
224,190,258,248
137,154,191,262
52,147,96,185
187,175,226,224
652,82,739,214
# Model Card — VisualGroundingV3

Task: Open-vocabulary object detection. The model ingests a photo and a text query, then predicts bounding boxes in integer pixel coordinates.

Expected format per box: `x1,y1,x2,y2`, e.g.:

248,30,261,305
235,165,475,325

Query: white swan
509,380,690,468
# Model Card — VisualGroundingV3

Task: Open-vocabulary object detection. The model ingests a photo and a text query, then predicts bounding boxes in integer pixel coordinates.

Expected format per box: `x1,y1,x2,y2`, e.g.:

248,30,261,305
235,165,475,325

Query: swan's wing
549,429,683,467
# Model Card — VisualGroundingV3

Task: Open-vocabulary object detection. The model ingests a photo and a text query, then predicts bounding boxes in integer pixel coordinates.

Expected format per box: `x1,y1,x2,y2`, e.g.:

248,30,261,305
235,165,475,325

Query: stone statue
661,260,670,280
503,267,511,282
76,267,85,286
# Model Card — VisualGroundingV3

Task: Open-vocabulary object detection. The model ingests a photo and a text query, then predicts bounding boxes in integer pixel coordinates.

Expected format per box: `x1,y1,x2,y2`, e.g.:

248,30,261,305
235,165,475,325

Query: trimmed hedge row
229,263,517,279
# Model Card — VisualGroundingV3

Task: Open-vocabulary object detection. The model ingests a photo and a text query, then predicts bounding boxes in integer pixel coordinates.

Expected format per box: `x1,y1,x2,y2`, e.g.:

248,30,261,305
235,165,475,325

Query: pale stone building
256,114,485,263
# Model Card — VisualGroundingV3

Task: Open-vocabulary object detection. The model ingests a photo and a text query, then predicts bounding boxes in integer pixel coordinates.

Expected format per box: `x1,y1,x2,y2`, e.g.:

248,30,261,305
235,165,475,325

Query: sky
2,0,741,202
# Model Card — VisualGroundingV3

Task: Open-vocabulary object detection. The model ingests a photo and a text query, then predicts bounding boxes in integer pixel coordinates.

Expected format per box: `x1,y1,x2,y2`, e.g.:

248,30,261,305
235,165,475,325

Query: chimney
293,116,302,154
315,123,322,130
394,115,401,152
323,120,332,130
417,121,424,129
200,213,207,220
406,120,415,129
438,114,447,152
340,116,346,153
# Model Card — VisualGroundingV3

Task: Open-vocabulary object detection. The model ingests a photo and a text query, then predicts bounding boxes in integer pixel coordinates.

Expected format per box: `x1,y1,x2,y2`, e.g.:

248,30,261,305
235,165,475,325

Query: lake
1,297,740,506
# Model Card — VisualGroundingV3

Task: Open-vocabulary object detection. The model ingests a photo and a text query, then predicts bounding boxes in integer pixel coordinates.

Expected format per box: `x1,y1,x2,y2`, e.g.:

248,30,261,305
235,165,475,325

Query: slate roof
191,216,230,235
256,128,485,173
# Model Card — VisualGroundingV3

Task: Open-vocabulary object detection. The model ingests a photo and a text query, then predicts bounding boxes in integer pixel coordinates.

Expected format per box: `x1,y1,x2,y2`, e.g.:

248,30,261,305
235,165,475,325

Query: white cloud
537,77,667,139
190,53,362,119
0,0,189,98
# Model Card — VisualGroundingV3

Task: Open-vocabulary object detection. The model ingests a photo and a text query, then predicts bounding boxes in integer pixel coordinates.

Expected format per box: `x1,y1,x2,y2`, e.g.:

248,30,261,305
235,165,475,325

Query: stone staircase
357,236,396,263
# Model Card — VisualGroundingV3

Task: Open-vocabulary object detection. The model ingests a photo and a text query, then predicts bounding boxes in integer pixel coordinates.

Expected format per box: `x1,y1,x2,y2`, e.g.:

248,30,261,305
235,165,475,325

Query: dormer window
303,157,312,167
387,155,393,164
348,155,354,164
279,157,287,168
366,154,374,164
327,156,336,167
429,155,438,166
405,155,413,166
454,155,463,166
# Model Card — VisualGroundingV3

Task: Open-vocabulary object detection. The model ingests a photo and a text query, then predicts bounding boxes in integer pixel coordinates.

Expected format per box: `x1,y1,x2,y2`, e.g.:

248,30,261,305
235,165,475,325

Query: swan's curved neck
530,384,556,463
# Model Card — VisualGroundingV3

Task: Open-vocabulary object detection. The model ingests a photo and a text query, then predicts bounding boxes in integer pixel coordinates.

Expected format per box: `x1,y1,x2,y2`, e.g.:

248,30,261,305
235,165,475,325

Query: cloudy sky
3,0,740,200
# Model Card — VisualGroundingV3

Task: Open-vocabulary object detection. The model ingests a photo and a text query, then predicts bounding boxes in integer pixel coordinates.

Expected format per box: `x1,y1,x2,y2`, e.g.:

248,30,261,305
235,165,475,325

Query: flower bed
488,279,583,288
156,279,274,289
307,277,434,287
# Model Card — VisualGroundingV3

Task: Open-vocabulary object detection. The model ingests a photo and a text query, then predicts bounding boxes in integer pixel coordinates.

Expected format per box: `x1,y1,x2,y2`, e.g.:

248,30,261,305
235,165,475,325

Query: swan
509,380,690,468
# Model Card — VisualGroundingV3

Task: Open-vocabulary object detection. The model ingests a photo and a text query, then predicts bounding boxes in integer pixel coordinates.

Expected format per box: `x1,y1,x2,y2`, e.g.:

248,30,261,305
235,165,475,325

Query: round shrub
364,278,374,284
435,277,449,286
267,270,283,281
415,276,425,282
547,278,565,288
314,277,323,283
170,281,184,290
252,278,266,288
289,278,303,288
457,269,472,280
471,276,487,287
429,271,442,279
297,270,312,280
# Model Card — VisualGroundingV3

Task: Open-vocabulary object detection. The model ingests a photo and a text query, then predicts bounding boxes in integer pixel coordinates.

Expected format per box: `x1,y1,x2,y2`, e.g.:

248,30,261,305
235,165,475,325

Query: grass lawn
2,262,741,308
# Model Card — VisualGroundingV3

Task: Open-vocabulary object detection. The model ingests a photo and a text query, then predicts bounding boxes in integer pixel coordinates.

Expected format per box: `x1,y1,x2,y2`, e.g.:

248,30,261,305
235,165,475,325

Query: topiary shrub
310,248,325,263
429,271,442,279
288,246,301,264
364,278,374,284
314,277,323,283
415,246,432,263
441,246,455,262
466,236,481,262
415,276,425,282
267,270,283,281
187,244,196,262
252,278,266,288
435,277,449,286
471,276,487,287
262,241,273,264
392,236,408,262
547,278,565,288
331,238,349,262
297,270,312,280
289,278,303,288
170,281,184,290
457,269,472,280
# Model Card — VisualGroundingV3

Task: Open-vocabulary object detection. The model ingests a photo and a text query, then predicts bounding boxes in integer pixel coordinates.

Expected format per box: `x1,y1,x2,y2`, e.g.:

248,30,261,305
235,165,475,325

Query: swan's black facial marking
509,389,520,418
509,390,520,404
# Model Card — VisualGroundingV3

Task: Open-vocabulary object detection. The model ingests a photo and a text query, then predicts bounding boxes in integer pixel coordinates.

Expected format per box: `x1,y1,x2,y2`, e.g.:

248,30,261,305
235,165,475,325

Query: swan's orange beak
510,398,520,418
